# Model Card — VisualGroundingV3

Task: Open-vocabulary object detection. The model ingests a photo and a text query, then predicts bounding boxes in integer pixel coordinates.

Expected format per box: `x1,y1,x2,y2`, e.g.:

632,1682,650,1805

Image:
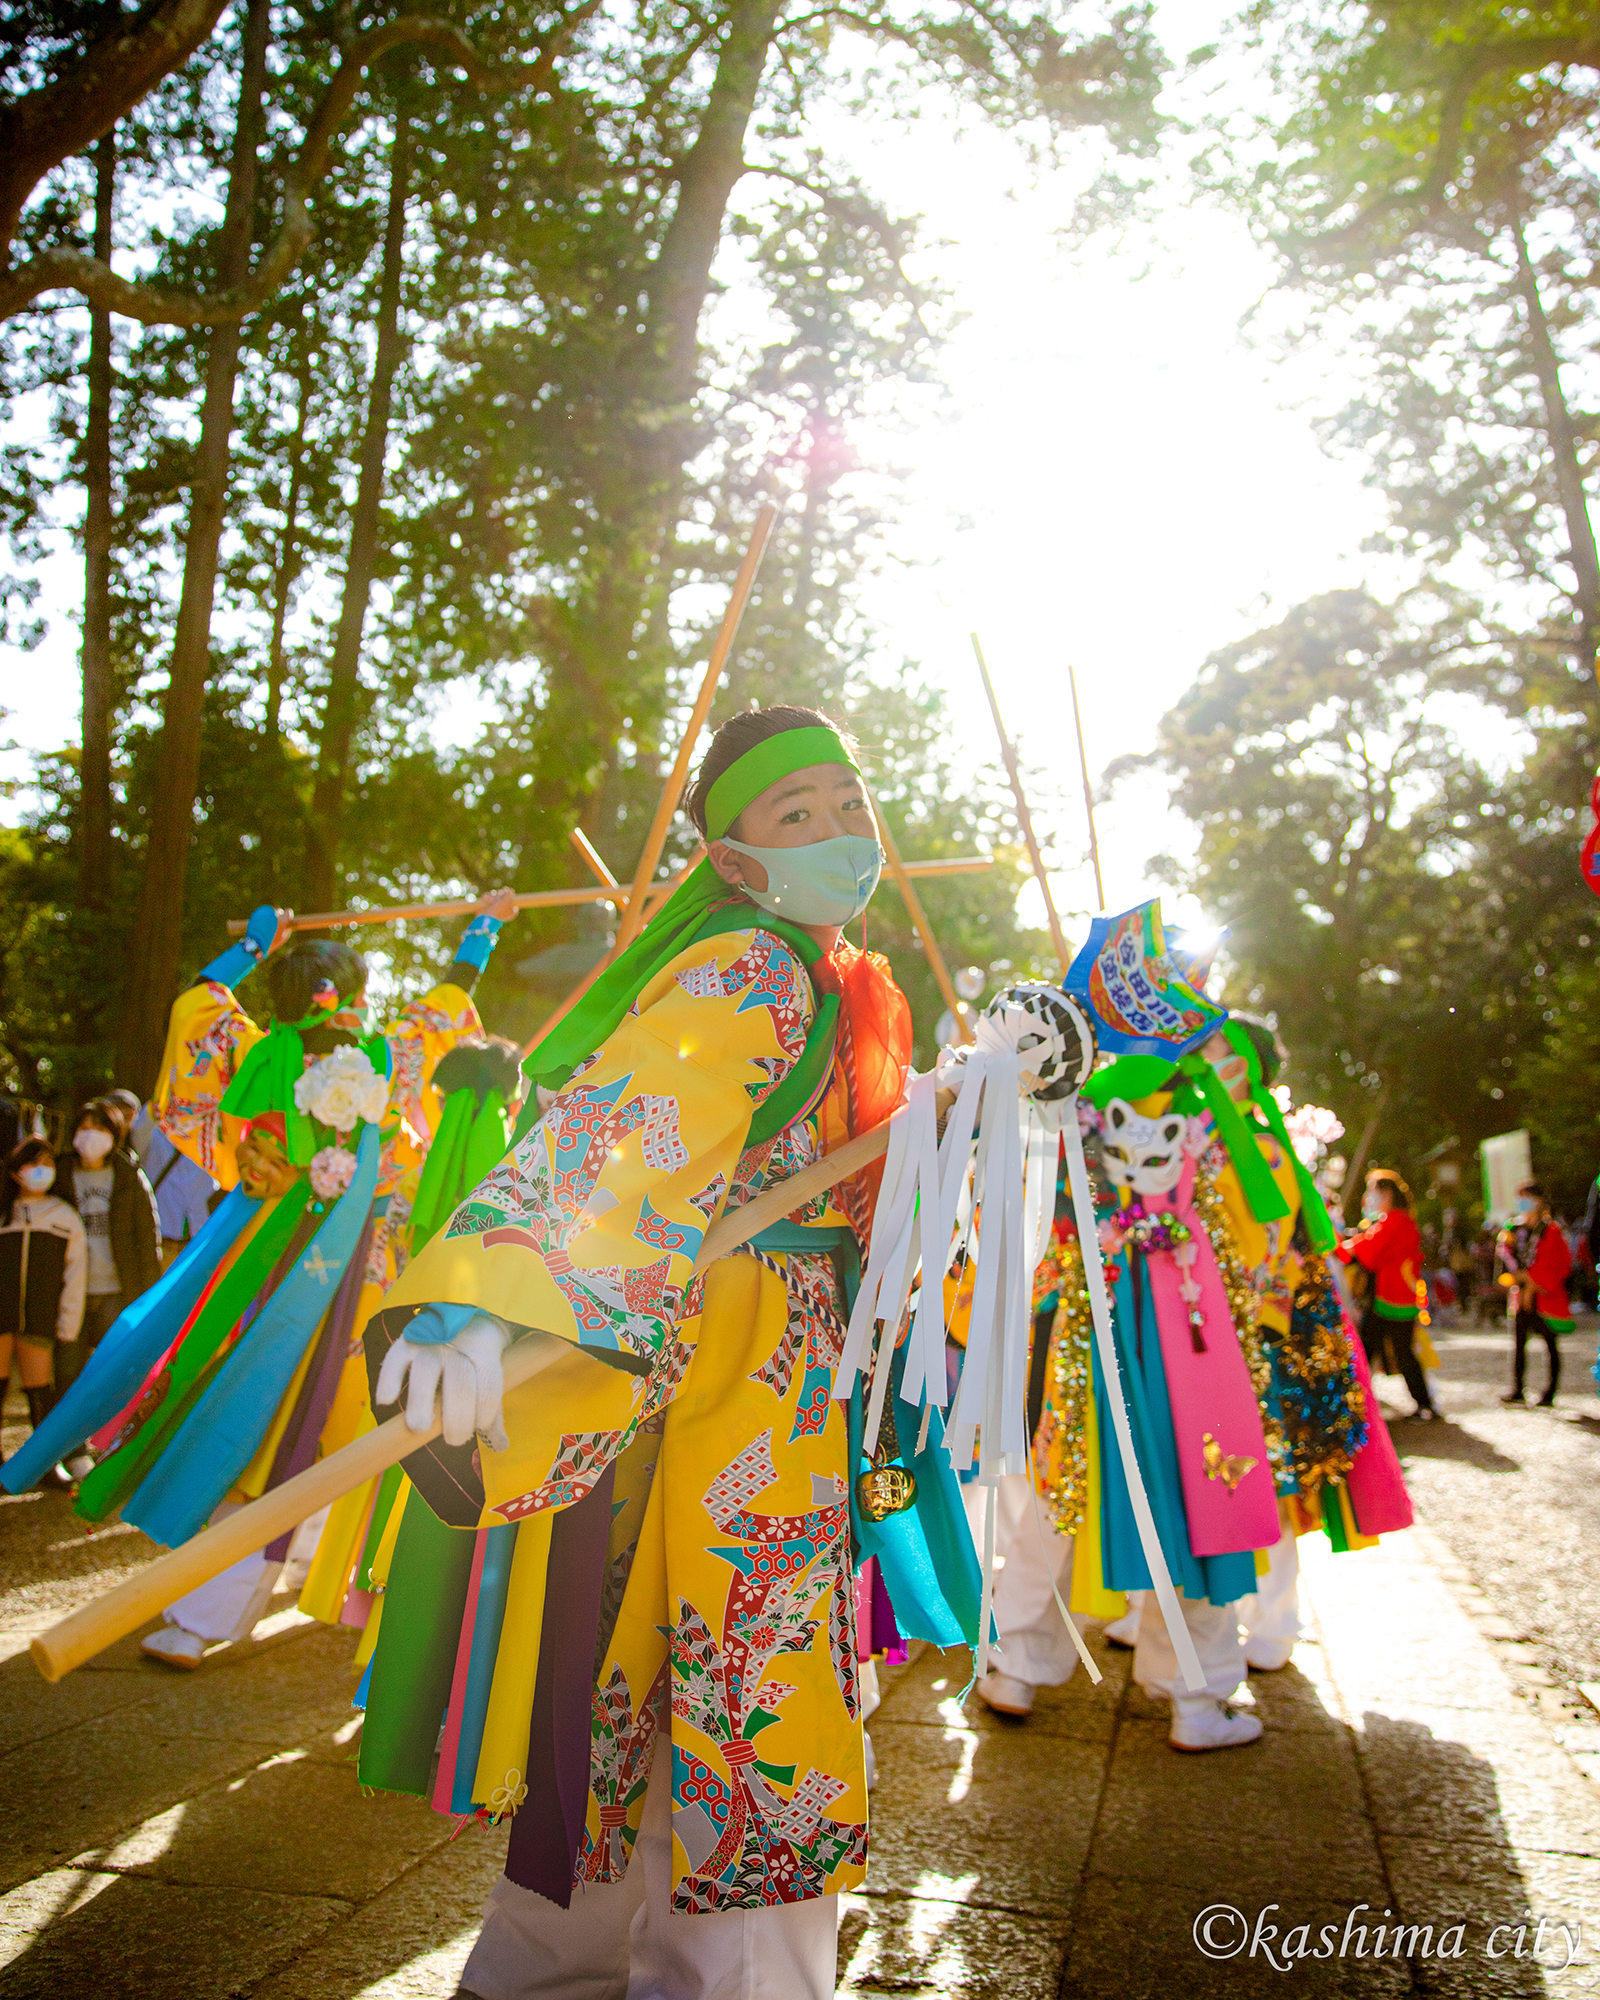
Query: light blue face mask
721,833,884,927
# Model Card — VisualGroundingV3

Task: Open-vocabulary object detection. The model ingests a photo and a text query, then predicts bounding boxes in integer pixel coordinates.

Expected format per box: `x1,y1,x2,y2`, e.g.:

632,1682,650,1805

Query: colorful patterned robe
122,976,487,1507
362,926,873,1913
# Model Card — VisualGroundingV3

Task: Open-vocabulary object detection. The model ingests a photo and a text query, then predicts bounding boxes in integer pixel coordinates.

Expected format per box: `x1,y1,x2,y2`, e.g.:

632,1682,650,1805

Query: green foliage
1132,586,1599,1219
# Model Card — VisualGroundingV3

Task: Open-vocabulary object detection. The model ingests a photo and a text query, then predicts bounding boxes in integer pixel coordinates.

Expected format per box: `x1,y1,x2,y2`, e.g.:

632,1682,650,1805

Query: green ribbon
411,1088,510,1249
221,1024,389,1166
1249,1074,1338,1253
1173,1049,1290,1227
1082,1054,1179,1109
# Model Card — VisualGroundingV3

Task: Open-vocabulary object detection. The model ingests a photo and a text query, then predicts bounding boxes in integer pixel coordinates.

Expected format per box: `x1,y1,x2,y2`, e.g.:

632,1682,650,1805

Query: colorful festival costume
1004,964,1412,1740
1,908,506,1654
353,725,978,1996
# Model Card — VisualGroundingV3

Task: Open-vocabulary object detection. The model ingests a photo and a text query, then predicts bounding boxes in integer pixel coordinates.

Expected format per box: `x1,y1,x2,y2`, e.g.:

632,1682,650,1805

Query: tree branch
1290,32,1600,264
1,3,599,324
1,0,233,254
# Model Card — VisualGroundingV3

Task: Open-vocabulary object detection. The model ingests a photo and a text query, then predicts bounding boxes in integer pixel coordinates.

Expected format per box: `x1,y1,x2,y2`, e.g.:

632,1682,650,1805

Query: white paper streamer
1060,1112,1207,1693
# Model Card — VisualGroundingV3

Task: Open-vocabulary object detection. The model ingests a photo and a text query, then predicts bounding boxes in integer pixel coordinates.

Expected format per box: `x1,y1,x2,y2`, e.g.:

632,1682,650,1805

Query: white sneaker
140,1625,208,1669
976,1670,1034,1717
1169,1697,1264,1753
1244,1636,1296,1671
65,1453,94,1481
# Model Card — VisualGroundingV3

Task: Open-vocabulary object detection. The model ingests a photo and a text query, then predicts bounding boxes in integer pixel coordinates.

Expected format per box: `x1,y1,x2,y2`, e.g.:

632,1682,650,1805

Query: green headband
703,726,860,840
522,723,862,1100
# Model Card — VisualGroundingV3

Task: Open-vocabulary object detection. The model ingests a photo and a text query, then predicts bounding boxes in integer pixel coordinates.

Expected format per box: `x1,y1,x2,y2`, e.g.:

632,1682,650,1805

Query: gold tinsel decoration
1031,1237,1095,1539
1191,1154,1290,1492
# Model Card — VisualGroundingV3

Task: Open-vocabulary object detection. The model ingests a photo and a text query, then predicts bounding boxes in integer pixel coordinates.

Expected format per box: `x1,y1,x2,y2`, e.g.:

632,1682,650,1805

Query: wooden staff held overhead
868,787,975,1044
612,505,778,954
970,633,1074,978
28,1095,936,1684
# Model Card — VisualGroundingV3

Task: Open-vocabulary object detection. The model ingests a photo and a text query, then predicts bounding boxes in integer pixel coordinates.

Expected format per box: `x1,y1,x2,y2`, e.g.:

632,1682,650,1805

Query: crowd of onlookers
1420,1213,1599,1323
0,1088,217,1480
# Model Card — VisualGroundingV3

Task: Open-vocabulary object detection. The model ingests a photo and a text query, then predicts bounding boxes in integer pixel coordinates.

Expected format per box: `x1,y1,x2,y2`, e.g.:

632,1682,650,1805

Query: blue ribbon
125,1121,383,1547
0,1189,257,1495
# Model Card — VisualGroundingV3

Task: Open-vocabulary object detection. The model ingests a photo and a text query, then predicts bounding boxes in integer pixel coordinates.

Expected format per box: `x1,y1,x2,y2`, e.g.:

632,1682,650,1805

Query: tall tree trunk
301,113,410,912
1508,205,1600,679
117,0,269,1090
79,128,116,906
265,316,314,741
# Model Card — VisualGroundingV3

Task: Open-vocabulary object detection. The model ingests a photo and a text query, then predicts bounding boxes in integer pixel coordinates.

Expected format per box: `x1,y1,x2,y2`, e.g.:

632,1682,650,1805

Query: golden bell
855,1462,918,1522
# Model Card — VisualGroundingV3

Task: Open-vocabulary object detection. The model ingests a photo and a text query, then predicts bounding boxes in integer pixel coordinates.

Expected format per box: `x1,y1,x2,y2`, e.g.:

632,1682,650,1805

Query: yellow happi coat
379,923,871,1912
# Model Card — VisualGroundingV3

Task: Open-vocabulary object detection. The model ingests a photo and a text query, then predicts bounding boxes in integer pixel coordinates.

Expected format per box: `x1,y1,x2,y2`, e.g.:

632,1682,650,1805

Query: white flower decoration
309,1145,358,1200
295,1045,389,1134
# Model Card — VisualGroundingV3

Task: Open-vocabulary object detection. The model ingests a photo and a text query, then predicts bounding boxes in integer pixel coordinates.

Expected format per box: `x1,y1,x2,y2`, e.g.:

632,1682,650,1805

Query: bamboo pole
870,786,974,1044
227,884,623,935
1067,662,1106,913
28,1090,940,1684
970,633,1074,978
227,856,991,943
569,828,619,888
612,506,777,954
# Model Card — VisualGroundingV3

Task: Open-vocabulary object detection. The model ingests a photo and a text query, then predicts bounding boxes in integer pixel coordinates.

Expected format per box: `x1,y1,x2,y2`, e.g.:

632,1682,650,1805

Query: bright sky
1,0,1405,952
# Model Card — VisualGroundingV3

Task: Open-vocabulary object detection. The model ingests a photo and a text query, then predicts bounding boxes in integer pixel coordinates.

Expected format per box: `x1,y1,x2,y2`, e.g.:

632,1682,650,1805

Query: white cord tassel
1061,1112,1207,1693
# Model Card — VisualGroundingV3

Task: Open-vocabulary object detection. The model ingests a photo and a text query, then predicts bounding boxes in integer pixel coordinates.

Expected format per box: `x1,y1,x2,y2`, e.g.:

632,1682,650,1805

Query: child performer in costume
0,894,515,1667
1494,1178,1572,1407
1337,1166,1433,1417
360,706,971,2000
1010,1018,1410,1748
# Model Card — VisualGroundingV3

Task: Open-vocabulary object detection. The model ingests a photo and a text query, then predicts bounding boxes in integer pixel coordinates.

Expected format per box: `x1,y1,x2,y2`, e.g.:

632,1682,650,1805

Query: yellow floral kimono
361,925,871,1915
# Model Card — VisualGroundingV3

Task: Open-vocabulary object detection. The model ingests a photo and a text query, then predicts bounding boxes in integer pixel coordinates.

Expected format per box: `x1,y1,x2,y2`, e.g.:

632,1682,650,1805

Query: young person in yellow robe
361,707,936,2000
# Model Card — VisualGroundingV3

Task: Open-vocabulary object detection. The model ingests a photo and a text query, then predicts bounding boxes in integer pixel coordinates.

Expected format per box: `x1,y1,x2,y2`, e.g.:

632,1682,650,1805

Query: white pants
1240,1520,1296,1648
1237,1521,1301,1650
460,1742,840,2000
964,1474,1082,1688
1134,1590,1246,1705
163,1505,327,1643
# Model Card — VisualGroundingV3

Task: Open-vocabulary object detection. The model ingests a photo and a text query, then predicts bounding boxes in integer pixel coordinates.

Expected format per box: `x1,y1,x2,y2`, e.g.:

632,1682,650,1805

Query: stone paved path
4,1356,1600,1997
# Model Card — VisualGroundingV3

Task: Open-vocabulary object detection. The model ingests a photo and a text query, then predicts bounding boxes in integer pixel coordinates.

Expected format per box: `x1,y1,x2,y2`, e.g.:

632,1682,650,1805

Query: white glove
375,1313,512,1451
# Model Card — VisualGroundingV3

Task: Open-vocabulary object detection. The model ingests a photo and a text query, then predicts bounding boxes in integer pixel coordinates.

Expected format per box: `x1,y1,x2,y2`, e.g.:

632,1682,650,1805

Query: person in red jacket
1497,1179,1573,1407
1338,1168,1436,1420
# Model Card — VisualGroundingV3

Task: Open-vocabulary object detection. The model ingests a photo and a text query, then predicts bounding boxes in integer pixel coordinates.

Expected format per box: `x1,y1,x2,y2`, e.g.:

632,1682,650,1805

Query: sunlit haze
1,0,1407,951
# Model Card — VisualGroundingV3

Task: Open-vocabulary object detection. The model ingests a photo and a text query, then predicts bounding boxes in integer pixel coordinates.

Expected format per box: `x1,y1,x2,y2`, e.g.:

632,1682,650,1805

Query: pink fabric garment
1339,1309,1415,1535
854,1561,875,1661
431,1525,489,1816
1142,1161,1281,1558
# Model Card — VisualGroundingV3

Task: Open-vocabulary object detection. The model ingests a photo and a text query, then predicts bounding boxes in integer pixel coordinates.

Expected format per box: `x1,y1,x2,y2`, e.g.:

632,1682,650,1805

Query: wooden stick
900,856,992,879
227,885,623,935
569,828,619,889
29,1089,944,1684
612,505,777,954
1067,662,1106,913
870,786,974,1044
970,633,1074,977
235,855,993,943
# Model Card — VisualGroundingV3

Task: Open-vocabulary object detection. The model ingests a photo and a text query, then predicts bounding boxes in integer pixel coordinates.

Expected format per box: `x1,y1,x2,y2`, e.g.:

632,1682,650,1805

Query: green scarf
221,1016,388,1167
520,723,862,1139
1172,1021,1335,1249
410,1088,510,1249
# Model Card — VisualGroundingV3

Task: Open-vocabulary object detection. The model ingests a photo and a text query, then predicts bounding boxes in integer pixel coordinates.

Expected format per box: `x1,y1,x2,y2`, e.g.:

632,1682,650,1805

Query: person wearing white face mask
0,1138,86,1480
58,1099,160,1400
